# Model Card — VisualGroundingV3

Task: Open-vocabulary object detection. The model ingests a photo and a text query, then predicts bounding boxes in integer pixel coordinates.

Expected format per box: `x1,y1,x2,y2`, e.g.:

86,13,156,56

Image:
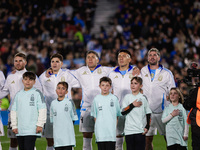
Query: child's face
22,77,36,90
51,57,63,73
99,81,111,95
169,89,179,103
130,79,142,93
56,84,68,98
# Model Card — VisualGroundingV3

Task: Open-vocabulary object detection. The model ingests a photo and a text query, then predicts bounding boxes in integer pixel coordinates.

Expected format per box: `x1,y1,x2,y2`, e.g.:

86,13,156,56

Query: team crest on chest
46,79,51,82
145,74,148,77
178,110,183,121
129,74,134,79
98,106,102,111
110,99,114,107
11,81,15,84
61,76,65,81
30,94,35,106
158,75,163,81
98,103,102,111
64,104,68,111
97,68,102,74
53,111,57,116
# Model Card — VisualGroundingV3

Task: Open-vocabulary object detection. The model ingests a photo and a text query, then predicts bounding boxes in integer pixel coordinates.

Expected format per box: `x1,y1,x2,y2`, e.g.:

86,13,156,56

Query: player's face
148,51,160,65
86,53,99,70
169,89,179,103
56,84,68,98
130,79,142,93
99,81,111,95
118,52,131,68
22,77,35,91
51,58,63,73
14,56,27,71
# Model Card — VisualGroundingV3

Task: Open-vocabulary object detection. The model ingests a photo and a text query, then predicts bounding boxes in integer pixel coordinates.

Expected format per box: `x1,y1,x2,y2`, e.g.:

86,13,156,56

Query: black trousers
55,146,73,150
97,141,115,150
125,133,145,150
191,125,200,150
167,144,187,150
17,136,37,150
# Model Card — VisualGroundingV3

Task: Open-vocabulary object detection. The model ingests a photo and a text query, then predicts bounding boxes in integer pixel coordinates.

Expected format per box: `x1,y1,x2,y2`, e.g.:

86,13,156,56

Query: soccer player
121,77,151,150
0,53,42,150
141,48,176,150
108,49,139,150
39,53,80,150
50,82,78,150
71,51,113,150
91,77,121,150
11,72,46,150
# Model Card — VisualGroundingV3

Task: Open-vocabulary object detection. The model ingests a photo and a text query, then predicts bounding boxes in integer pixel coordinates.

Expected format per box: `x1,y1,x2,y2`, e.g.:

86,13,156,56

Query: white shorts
43,115,53,138
146,113,165,136
79,108,94,133
116,115,125,136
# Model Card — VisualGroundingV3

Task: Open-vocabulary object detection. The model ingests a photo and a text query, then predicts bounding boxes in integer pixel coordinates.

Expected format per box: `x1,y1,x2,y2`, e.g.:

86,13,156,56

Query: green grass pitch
1,125,192,150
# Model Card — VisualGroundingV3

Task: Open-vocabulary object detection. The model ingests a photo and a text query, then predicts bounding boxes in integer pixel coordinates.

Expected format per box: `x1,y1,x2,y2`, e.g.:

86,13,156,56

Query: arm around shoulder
0,77,10,99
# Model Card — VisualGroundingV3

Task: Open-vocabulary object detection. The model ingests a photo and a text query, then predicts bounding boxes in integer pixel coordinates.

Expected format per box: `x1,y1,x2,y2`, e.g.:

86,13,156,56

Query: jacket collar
114,65,133,73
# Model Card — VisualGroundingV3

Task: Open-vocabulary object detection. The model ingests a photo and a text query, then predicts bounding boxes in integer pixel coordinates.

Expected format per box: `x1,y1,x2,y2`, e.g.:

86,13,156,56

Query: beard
15,65,25,71
148,59,158,65
148,61,157,65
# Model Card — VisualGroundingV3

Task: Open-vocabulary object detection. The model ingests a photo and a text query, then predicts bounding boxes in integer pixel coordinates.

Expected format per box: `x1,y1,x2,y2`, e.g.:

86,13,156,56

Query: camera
183,63,200,87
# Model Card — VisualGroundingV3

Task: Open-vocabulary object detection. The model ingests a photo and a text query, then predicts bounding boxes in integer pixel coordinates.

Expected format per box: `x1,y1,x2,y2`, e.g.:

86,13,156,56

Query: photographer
183,63,200,150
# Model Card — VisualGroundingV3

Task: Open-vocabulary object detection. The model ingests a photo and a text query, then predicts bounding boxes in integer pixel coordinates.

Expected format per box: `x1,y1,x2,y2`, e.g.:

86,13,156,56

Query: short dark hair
23,72,36,80
50,53,63,62
14,53,26,60
57,82,68,90
118,49,132,58
131,76,143,85
99,76,112,86
86,50,99,59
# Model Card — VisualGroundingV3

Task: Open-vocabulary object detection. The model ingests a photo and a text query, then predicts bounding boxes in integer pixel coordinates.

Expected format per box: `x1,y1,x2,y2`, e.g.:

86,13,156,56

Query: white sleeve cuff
37,108,47,127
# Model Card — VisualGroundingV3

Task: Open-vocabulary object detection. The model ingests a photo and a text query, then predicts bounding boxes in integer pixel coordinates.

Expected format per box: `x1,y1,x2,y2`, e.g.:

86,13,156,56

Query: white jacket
71,64,113,108
109,66,136,106
141,65,176,113
0,69,42,111
39,69,80,115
